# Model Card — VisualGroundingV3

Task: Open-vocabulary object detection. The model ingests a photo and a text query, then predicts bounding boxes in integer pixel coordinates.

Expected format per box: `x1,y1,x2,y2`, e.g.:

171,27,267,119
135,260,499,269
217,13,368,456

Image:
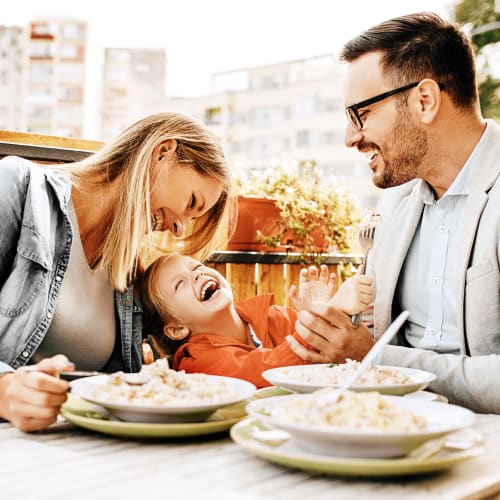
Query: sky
5,0,457,97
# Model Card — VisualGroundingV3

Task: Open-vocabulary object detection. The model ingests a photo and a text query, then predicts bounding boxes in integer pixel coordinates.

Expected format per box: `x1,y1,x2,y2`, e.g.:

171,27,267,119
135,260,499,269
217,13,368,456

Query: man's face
343,52,427,189
155,254,233,333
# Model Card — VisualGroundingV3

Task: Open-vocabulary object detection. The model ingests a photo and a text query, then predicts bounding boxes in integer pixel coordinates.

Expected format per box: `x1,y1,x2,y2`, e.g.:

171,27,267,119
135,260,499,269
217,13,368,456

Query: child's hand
289,265,336,312
329,271,374,315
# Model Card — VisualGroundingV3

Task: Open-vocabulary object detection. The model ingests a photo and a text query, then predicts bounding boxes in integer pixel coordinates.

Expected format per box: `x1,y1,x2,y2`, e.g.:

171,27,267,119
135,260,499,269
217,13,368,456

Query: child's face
156,254,234,330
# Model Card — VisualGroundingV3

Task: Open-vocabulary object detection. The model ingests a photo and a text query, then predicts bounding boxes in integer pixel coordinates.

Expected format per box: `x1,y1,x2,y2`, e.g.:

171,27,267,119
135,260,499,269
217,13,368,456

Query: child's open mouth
199,279,219,301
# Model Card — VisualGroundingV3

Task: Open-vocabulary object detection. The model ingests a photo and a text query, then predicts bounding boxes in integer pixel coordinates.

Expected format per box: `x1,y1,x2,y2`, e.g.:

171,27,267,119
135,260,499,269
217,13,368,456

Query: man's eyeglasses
345,81,420,131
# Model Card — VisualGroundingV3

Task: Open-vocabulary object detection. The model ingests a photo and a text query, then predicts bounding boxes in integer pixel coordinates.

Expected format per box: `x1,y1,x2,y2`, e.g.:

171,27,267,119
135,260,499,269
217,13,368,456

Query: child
141,254,374,387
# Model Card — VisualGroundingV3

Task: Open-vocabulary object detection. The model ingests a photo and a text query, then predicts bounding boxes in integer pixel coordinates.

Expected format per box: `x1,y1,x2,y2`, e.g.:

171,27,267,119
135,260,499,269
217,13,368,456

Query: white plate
262,364,436,395
245,393,475,458
230,418,484,477
70,374,256,424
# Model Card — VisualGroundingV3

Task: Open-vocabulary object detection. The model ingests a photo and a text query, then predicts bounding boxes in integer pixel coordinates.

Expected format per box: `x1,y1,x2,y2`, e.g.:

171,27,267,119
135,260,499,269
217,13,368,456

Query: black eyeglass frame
345,81,420,131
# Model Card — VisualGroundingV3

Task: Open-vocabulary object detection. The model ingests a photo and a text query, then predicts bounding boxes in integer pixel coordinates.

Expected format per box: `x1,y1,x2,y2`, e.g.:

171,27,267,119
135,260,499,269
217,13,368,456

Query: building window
30,41,54,58
294,95,317,117
30,63,53,83
322,131,339,145
58,86,81,101
249,107,287,128
297,130,310,148
58,63,84,84
60,43,79,59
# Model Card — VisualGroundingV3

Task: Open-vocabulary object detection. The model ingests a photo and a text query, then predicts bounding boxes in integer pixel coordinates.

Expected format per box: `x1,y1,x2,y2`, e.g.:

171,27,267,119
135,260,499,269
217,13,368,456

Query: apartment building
0,26,25,131
24,18,87,137
167,54,381,208
101,48,167,140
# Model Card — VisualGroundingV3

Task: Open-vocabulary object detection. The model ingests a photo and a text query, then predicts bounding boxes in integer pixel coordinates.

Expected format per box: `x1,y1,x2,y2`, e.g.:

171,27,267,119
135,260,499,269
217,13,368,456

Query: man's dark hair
340,12,478,109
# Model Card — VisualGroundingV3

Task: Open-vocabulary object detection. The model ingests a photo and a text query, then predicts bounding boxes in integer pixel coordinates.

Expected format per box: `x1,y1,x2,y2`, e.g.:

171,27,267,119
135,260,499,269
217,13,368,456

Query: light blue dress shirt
398,128,488,354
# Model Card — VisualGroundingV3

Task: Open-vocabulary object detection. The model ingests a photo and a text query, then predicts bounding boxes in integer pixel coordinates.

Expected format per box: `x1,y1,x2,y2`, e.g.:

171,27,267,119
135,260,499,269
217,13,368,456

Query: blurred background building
1,3,497,210
101,47,167,140
24,18,87,137
0,26,25,131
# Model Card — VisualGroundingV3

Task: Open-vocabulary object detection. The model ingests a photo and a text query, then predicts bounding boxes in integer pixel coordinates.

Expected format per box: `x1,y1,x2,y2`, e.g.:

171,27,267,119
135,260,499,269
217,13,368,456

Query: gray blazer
371,120,500,413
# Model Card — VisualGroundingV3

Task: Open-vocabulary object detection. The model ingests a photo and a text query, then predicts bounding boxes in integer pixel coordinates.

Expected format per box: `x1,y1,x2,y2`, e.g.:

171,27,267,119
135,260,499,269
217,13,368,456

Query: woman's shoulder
0,156,36,200
0,155,71,200
0,155,32,178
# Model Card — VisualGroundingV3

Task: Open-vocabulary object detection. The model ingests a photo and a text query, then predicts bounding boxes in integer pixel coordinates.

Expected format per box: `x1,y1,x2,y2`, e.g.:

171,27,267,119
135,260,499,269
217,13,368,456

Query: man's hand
287,301,374,363
0,355,73,432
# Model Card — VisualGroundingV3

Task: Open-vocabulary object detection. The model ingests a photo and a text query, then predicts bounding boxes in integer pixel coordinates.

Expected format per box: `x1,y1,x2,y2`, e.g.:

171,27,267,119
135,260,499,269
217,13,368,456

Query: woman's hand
0,355,73,432
286,301,374,363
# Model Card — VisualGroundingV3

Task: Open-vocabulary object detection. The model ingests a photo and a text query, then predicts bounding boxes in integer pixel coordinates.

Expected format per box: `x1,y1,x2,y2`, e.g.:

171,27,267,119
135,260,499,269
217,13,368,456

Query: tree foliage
453,0,500,118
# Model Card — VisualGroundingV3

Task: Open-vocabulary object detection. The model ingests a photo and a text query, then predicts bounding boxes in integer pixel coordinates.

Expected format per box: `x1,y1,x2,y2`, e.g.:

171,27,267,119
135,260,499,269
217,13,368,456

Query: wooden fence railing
206,251,360,306
0,130,361,306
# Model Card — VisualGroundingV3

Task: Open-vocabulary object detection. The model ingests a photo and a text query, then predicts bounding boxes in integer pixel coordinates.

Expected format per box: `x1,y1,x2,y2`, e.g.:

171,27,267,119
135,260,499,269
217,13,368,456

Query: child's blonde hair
140,254,190,360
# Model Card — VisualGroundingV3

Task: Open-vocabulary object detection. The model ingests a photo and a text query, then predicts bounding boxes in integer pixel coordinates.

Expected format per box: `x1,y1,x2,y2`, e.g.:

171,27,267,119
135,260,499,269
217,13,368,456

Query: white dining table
1,410,500,500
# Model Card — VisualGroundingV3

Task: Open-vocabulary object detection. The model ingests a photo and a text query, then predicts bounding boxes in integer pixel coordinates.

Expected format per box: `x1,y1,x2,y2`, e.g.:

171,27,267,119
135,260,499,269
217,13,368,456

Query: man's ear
414,78,441,124
163,322,190,341
154,139,178,163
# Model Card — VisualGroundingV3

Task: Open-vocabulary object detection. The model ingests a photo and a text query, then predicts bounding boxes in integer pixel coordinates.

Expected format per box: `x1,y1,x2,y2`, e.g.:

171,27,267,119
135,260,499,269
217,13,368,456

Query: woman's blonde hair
53,112,235,291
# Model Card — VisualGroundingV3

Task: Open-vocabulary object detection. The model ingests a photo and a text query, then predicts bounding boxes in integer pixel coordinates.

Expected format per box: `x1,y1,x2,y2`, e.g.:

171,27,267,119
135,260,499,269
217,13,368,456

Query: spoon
315,310,410,406
60,370,148,385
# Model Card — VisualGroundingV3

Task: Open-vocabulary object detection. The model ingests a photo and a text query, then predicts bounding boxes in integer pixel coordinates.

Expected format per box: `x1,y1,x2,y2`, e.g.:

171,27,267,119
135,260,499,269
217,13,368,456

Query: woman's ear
163,322,190,341
154,139,178,163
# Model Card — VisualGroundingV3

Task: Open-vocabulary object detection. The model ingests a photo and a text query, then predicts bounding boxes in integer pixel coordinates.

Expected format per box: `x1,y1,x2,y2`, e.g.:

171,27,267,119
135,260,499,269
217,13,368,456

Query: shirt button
429,328,441,337
22,351,29,358
439,224,448,232
432,276,442,284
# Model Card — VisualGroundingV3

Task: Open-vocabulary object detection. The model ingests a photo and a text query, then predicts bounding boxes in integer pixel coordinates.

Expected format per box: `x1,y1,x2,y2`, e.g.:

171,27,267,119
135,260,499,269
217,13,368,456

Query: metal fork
351,224,376,325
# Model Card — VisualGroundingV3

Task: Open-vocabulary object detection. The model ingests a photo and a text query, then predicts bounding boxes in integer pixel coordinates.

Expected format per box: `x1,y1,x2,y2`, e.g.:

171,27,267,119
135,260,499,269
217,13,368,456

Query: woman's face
150,162,223,237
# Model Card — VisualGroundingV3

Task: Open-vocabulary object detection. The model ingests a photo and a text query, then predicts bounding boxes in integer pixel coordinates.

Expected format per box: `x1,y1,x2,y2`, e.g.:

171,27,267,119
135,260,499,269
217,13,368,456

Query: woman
0,112,234,431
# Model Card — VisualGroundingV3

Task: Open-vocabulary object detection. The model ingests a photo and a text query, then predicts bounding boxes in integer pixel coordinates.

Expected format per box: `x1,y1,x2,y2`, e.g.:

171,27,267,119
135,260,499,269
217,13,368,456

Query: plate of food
69,359,256,423
60,393,248,438
245,390,475,458
262,360,436,395
230,418,484,477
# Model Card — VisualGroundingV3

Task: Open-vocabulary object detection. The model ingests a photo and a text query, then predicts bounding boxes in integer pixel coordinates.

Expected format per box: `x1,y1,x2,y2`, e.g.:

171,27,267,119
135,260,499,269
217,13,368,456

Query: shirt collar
419,121,488,204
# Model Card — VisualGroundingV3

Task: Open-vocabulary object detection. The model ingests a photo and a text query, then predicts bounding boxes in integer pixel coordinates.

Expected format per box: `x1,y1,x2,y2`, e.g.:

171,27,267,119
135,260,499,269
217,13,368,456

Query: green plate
230,418,484,477
61,394,247,438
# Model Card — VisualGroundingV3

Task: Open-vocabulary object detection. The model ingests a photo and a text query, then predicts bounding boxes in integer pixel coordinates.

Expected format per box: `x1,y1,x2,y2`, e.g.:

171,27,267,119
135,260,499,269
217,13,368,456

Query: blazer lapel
374,184,424,335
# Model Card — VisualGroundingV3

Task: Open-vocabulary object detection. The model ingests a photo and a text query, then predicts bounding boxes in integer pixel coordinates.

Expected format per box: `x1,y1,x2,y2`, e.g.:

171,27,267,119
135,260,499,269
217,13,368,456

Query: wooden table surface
1,412,500,500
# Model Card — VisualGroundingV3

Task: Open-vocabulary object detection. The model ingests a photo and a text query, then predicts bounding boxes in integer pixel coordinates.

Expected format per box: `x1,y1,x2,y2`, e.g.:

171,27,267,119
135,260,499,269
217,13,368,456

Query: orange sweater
172,294,307,387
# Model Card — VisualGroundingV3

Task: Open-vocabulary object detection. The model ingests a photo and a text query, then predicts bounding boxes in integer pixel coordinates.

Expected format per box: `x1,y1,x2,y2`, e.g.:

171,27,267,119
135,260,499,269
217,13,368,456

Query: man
288,12,500,413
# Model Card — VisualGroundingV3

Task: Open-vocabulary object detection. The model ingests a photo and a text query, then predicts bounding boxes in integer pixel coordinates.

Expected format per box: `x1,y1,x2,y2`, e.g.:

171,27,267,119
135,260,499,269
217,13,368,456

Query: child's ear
163,323,191,341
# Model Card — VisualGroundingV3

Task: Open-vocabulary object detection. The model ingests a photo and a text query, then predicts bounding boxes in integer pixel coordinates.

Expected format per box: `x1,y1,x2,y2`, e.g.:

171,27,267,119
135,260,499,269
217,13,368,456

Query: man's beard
374,110,428,189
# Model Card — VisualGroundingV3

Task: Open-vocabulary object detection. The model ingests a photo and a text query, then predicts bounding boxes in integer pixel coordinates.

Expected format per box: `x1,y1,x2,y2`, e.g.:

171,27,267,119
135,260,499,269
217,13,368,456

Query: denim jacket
0,156,143,373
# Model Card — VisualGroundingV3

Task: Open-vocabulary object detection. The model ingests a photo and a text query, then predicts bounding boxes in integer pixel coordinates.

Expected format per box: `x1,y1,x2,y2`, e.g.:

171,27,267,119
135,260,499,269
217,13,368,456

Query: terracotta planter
281,225,329,253
226,196,283,252
226,196,329,253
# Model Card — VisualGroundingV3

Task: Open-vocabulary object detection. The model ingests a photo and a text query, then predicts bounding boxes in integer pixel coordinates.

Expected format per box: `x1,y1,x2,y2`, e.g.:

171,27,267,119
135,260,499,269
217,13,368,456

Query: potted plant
227,161,361,262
